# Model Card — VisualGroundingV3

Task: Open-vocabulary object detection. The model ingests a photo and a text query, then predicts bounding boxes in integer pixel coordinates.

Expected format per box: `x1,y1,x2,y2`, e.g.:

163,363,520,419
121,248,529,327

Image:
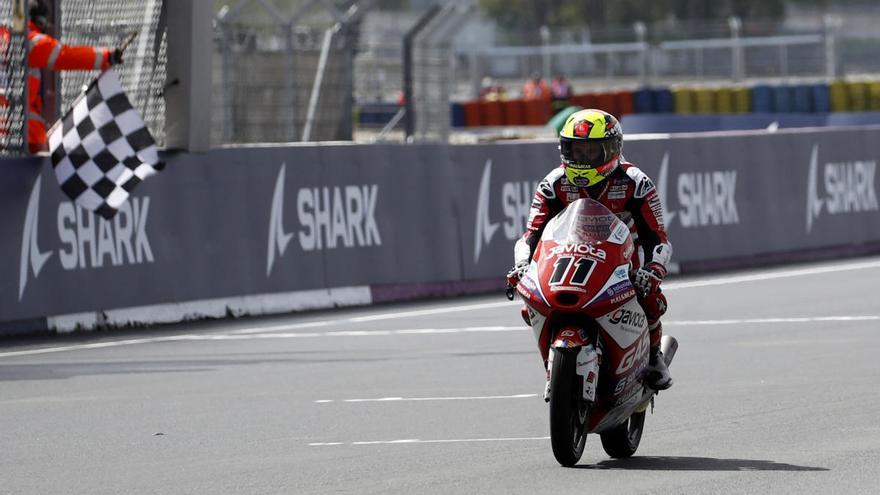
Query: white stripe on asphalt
231,258,880,335
315,393,537,404
665,316,880,326
230,302,518,334
309,436,550,447
664,259,880,291
2,316,879,357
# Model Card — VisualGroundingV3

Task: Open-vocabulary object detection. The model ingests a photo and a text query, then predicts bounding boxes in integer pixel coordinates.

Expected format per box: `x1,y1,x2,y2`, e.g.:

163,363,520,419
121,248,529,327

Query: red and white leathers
514,158,672,351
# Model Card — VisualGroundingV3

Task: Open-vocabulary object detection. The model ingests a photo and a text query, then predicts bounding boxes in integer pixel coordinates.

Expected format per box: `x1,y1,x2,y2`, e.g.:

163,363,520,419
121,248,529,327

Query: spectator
23,0,123,153
479,77,507,102
522,72,550,101
550,74,573,112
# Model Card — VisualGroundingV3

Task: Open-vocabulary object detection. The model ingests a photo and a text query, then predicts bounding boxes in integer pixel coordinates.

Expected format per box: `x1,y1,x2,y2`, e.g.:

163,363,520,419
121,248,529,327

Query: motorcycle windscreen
541,198,626,245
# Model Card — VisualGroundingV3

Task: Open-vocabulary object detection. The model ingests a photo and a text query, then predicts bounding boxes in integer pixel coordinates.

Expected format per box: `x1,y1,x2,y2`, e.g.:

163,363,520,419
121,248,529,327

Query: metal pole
729,16,743,82
824,14,840,80
403,5,441,142
302,24,336,142
634,21,648,86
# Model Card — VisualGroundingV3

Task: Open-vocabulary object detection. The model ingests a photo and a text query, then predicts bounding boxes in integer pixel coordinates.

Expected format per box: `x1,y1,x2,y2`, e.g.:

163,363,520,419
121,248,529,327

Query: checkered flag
48,68,163,219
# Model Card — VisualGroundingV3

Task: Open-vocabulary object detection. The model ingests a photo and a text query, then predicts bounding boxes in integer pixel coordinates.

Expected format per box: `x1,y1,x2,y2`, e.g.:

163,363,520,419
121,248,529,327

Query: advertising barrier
2,126,880,332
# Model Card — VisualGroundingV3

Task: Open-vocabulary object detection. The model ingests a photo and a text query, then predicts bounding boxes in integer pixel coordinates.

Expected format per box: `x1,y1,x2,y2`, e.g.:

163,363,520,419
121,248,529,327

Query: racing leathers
513,159,673,388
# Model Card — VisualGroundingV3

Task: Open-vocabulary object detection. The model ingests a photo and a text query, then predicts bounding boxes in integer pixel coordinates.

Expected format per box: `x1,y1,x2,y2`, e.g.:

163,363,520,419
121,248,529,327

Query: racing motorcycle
506,198,677,467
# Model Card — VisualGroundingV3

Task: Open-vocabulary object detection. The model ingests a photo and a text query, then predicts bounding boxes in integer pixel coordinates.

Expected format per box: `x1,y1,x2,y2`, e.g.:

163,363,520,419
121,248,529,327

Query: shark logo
656,152,677,228
474,159,500,263
267,163,294,276
18,176,54,301
657,151,739,228
806,144,878,233
806,145,823,234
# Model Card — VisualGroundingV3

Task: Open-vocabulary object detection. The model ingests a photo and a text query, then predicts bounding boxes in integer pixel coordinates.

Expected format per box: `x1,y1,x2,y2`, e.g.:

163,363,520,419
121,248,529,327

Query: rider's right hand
506,260,529,287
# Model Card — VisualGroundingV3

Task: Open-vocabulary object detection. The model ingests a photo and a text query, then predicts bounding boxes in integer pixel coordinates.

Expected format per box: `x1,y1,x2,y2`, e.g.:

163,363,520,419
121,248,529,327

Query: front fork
544,342,600,404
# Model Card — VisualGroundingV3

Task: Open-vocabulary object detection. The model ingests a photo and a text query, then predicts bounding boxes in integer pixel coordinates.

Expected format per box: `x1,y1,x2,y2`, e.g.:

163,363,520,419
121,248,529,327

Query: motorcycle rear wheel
599,409,646,458
548,348,587,467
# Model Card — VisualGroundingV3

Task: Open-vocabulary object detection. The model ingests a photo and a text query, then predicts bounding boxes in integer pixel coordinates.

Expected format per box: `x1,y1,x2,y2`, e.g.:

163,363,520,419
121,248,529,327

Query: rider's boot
645,346,673,390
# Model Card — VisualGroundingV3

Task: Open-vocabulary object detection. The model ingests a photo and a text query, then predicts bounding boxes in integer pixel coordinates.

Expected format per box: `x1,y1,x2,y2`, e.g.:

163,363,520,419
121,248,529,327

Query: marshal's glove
634,261,666,296
109,47,124,66
506,260,529,288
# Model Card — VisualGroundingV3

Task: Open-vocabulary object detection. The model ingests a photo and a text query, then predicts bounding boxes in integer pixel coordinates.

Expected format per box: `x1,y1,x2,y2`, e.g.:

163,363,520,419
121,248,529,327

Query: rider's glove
506,260,529,288
634,261,666,296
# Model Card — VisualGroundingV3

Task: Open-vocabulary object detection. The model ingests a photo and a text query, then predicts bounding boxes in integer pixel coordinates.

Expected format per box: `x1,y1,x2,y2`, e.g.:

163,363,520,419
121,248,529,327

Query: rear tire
600,410,645,458
549,348,587,467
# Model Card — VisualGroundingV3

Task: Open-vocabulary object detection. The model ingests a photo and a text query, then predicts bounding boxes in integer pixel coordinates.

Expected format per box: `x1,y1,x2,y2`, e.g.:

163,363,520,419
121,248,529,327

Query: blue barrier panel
450,103,465,127
652,88,674,113
751,85,773,113
633,87,654,113
791,85,813,113
772,86,792,113
812,84,830,113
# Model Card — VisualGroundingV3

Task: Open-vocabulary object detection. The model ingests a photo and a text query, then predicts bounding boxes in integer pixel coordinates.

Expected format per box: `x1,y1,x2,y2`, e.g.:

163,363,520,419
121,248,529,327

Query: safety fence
0,0,166,155
2,126,879,333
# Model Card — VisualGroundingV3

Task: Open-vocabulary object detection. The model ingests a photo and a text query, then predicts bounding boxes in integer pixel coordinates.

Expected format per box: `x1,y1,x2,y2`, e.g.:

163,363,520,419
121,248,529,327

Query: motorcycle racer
507,109,673,390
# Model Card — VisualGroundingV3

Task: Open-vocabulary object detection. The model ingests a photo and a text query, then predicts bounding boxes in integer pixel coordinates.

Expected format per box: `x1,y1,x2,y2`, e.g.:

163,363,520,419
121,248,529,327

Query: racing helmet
559,109,623,187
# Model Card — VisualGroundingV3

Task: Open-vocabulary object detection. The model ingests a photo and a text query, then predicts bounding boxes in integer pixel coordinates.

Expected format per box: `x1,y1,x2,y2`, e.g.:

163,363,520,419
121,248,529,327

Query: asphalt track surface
2,256,880,494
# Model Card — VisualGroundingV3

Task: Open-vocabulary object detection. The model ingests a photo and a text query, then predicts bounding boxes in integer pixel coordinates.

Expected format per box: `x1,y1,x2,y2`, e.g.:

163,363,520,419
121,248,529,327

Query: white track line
309,436,550,447
315,393,537,404
231,258,880,335
2,316,878,358
664,259,880,291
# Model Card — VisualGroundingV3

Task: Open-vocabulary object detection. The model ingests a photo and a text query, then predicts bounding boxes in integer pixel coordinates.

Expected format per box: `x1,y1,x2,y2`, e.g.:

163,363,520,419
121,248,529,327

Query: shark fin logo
474,159,500,263
806,144,823,234
19,176,54,301
657,152,677,228
267,163,294,276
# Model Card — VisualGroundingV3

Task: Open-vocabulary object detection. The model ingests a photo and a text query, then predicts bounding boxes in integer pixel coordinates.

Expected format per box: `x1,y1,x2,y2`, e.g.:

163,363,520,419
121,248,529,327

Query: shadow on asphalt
0,355,387,381
576,456,829,471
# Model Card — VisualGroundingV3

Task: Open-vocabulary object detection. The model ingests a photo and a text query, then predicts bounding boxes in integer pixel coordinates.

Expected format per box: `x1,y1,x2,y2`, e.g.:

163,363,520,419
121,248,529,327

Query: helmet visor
562,139,614,167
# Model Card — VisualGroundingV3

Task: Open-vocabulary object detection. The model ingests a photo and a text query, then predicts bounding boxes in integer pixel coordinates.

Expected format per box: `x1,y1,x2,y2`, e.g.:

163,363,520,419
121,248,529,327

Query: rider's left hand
634,262,666,296
506,260,529,288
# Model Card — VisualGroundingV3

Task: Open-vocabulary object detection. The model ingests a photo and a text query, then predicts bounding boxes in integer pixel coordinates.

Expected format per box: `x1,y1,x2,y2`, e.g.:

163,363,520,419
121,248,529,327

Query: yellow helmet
559,109,623,187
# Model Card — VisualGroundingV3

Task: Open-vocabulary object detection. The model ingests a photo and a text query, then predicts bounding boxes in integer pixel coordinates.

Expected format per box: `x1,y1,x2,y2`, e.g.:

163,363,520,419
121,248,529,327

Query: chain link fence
0,0,166,156
59,0,166,145
0,0,28,155
212,1,364,145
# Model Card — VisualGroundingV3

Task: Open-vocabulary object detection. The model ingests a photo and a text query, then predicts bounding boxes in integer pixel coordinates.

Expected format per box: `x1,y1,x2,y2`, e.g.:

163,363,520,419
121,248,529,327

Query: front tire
599,410,645,458
549,348,587,467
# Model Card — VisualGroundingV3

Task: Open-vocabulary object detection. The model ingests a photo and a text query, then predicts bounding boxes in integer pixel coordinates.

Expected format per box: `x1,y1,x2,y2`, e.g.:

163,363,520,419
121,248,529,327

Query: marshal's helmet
29,0,50,32
559,109,623,187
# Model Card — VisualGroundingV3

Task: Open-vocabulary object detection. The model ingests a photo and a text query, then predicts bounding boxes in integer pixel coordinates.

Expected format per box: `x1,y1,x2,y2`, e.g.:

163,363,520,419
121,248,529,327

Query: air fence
2,125,879,334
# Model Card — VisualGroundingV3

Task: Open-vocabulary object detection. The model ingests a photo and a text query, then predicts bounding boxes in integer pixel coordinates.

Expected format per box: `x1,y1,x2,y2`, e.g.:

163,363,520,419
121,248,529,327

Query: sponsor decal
806,144,879,233
537,179,556,199
268,163,382,276
550,285,587,293
609,290,636,305
615,333,649,375
548,243,607,261
658,152,740,228
473,159,537,263
633,175,655,199
607,181,628,200
19,176,154,300
608,307,647,330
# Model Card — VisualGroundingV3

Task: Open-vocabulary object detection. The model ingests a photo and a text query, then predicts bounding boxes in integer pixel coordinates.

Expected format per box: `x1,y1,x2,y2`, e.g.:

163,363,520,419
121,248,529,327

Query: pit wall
2,126,879,334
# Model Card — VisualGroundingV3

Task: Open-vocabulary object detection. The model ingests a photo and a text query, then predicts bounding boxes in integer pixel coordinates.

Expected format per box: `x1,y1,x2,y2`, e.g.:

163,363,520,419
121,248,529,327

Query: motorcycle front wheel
599,409,646,458
548,348,587,467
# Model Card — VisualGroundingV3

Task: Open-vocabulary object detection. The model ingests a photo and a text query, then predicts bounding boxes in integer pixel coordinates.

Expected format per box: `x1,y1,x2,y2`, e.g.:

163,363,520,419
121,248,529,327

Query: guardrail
2,126,879,333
